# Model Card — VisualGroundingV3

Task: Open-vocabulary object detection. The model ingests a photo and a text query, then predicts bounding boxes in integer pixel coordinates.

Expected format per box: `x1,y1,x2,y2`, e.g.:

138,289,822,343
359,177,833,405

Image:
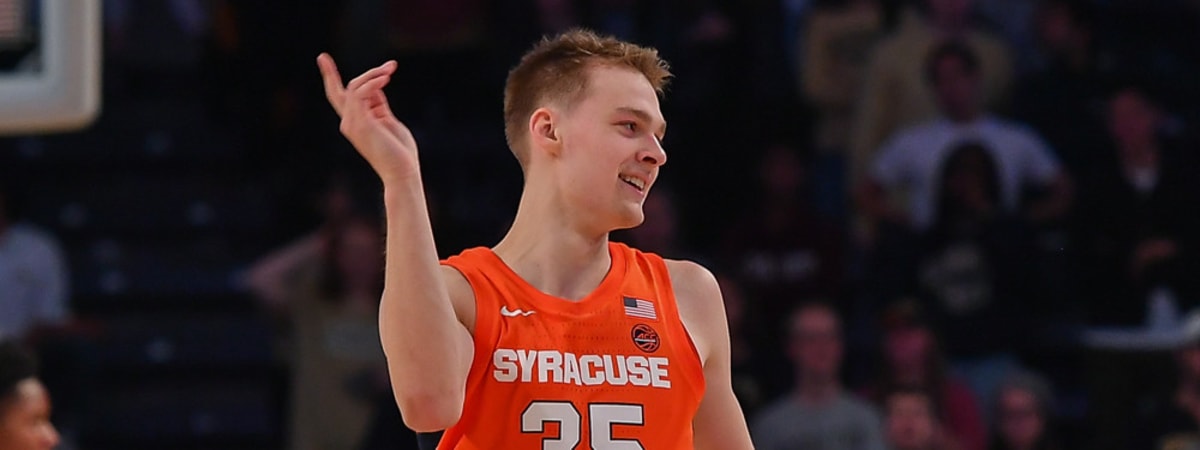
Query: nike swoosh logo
500,306,535,317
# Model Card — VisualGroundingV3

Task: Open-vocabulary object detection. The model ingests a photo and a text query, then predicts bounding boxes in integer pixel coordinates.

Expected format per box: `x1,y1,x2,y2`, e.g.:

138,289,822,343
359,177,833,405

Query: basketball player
317,29,754,449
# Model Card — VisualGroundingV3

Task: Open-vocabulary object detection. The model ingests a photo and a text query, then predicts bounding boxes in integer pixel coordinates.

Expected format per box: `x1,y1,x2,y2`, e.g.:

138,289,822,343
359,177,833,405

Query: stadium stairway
2,97,289,450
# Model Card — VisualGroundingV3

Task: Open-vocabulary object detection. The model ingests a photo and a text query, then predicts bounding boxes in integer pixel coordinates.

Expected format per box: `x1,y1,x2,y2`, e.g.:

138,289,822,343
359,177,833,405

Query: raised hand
317,53,420,183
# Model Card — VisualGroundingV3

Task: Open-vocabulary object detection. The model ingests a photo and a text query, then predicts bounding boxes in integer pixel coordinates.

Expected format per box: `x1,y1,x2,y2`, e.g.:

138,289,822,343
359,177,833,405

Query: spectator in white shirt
856,41,1072,233
0,181,69,341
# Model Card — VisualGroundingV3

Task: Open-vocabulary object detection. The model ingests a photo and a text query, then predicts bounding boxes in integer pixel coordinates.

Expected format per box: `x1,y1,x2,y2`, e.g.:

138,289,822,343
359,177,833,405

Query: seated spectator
803,0,885,156
884,386,958,450
864,301,986,450
990,371,1062,450
1075,86,1200,326
0,340,59,450
246,215,390,450
906,142,1035,409
723,144,845,398
752,302,886,450
919,141,1036,333
857,41,1071,236
848,0,1013,193
719,274,771,418
801,0,886,216
0,179,69,342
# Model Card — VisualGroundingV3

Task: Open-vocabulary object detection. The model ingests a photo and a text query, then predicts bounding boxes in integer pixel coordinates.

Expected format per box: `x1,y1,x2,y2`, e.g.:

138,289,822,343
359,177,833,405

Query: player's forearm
378,175,470,429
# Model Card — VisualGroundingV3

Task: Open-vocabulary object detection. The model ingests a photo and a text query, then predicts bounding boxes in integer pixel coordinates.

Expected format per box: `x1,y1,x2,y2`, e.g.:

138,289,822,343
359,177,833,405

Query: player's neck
493,191,613,302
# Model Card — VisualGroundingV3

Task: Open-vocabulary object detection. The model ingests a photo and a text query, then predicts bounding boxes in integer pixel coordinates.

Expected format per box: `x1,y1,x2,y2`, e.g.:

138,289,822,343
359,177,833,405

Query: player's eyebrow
616,106,667,138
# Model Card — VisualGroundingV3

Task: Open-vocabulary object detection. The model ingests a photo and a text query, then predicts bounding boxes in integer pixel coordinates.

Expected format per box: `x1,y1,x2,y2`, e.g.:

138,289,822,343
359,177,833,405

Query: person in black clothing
1011,0,1109,175
1075,86,1200,326
914,141,1039,361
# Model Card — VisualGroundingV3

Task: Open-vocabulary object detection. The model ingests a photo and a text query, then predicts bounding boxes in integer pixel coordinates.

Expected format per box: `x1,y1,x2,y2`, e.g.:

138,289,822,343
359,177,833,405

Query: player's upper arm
665,260,755,450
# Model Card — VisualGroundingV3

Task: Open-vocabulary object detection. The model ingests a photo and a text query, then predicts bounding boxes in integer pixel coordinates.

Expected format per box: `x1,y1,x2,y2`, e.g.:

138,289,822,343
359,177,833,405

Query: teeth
620,175,646,190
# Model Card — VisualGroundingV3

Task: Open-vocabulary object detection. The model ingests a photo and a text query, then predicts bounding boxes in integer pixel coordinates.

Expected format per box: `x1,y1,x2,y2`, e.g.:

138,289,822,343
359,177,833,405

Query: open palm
318,53,420,182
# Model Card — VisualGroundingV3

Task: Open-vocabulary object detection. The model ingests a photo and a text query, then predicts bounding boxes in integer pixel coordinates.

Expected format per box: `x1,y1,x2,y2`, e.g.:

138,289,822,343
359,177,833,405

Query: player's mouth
619,174,647,193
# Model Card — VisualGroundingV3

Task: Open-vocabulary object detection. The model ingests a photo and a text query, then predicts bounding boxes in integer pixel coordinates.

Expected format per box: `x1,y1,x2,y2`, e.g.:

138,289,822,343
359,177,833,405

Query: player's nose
638,137,667,167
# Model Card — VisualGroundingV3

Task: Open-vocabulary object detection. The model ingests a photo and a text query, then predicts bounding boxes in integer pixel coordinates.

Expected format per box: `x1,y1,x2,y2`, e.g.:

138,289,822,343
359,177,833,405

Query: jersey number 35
522,401,645,450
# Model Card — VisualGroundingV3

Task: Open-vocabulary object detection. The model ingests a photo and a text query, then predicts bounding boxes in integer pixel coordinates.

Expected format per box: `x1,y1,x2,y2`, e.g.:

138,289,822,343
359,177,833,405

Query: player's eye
618,121,638,133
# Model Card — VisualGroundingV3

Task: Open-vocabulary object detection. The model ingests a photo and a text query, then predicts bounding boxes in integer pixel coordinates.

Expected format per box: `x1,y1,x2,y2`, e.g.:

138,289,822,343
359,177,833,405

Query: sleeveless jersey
437,242,705,449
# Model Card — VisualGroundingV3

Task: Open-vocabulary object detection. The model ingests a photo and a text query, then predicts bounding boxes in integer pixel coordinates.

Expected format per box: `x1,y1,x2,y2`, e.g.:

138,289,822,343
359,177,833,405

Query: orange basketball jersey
437,242,705,449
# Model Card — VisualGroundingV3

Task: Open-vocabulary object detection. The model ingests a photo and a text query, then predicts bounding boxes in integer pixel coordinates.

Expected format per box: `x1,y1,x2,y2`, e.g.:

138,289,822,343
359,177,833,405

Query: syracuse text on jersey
492,349,672,388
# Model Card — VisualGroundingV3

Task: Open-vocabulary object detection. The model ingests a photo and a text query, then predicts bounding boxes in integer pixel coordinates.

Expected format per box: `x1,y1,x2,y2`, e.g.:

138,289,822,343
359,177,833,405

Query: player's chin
610,204,645,230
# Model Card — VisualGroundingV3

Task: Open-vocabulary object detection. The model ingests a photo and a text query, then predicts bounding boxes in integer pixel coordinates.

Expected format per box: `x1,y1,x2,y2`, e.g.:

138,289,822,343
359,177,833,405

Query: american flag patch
623,297,657,320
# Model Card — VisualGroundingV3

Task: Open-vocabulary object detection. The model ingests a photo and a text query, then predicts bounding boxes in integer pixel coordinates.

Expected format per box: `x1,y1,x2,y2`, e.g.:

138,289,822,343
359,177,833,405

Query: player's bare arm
666,259,755,450
318,53,473,432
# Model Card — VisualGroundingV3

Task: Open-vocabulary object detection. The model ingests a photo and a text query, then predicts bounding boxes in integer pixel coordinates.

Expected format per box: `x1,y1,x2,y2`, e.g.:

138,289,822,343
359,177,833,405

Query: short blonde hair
503,29,671,167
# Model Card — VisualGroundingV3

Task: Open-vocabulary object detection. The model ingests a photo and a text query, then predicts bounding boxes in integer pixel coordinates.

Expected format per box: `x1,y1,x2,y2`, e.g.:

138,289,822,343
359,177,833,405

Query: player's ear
529,107,562,158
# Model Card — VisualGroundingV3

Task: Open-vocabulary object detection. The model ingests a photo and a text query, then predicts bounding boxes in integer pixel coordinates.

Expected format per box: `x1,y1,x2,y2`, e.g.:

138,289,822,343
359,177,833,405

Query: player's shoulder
662,258,718,288
662,258,724,316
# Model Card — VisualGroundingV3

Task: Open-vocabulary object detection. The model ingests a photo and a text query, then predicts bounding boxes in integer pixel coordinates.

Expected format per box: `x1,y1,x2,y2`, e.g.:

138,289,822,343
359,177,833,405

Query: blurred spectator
864,301,986,450
1074,86,1200,326
915,142,1037,357
0,180,69,342
864,140,1040,408
719,274,771,418
883,386,957,450
751,302,886,450
0,340,59,450
246,215,390,450
613,188,687,258
856,41,1070,235
802,0,885,154
801,0,886,217
1134,310,1200,449
722,144,844,397
972,0,1040,75
847,0,1013,194
1012,0,1109,175
990,371,1062,450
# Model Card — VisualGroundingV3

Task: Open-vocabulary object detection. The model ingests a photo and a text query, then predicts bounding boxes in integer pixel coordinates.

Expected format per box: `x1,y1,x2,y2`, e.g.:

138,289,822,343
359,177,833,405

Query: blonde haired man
317,29,754,449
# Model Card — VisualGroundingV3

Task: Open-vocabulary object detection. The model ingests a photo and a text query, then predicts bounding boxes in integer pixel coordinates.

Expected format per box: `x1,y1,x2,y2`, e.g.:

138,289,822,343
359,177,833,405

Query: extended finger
317,53,346,113
347,60,398,92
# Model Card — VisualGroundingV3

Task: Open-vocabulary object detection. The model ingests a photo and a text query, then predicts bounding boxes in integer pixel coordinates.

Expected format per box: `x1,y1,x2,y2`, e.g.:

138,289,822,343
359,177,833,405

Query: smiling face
541,64,668,232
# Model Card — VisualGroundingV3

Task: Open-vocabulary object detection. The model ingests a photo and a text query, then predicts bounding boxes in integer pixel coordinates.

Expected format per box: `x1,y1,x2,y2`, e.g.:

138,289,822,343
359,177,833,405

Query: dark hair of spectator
932,141,1002,229
885,384,945,421
924,40,981,85
0,340,38,411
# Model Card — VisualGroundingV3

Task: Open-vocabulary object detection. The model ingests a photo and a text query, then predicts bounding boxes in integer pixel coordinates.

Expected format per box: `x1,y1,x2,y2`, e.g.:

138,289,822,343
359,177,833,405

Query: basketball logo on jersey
631,324,660,353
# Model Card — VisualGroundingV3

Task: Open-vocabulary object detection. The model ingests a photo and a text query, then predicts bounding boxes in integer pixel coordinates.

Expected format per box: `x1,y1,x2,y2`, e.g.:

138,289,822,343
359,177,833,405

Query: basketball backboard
0,0,100,135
